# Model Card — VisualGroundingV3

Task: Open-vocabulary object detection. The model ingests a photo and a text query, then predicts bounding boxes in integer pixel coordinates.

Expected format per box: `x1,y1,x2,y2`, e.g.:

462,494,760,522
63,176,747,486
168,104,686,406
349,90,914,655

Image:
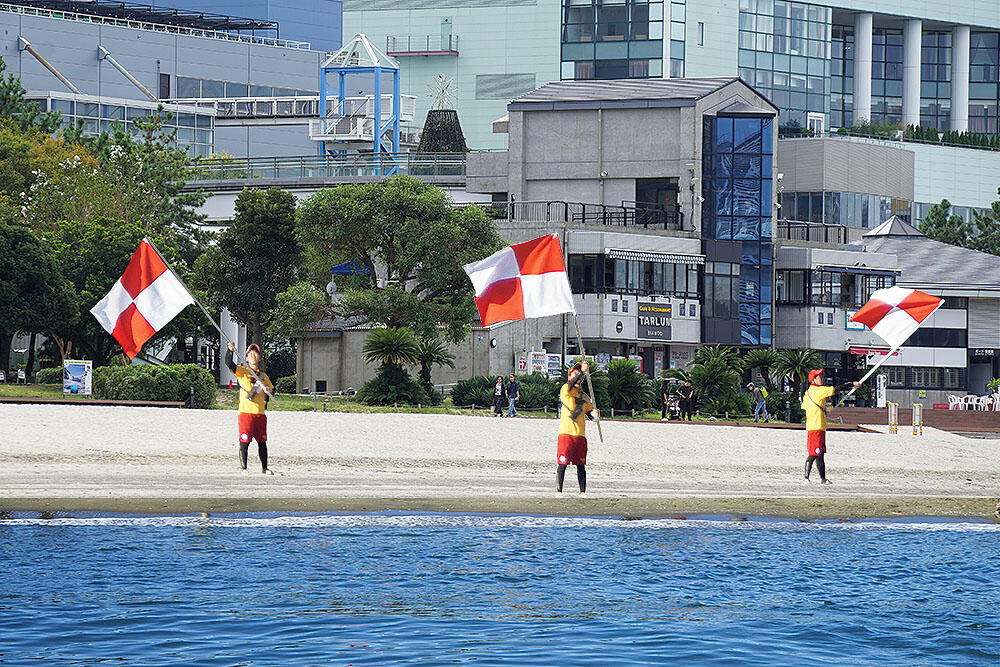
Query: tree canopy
195,187,301,347
296,176,503,343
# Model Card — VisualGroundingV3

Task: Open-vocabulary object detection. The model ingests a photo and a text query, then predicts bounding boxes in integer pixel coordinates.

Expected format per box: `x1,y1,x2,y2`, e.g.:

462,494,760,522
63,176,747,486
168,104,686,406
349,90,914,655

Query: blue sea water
1,513,998,666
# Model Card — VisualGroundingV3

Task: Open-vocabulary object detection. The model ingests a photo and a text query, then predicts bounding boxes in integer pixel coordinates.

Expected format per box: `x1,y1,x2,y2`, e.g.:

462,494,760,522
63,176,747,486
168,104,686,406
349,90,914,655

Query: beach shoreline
1,495,997,520
3,403,997,521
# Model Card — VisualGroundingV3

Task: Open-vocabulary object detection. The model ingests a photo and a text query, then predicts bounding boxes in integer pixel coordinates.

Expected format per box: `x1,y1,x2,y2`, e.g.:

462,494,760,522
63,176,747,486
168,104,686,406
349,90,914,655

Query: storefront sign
546,354,562,378
971,348,997,357
530,350,547,375
845,310,866,330
637,302,672,341
849,346,899,358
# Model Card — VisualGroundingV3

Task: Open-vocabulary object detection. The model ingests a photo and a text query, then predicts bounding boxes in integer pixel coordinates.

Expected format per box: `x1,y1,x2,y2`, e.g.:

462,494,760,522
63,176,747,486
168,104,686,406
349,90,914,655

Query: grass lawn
3,384,788,423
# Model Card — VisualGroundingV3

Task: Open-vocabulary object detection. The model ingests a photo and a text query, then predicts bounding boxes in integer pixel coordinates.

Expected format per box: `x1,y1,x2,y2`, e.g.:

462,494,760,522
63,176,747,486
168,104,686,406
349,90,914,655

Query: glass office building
702,112,774,345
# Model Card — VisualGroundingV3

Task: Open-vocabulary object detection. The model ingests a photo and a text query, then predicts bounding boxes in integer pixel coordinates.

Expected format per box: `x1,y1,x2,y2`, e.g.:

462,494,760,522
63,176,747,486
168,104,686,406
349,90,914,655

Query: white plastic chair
993,394,1000,412
16,369,26,384
947,395,961,410
977,395,992,411
961,395,978,411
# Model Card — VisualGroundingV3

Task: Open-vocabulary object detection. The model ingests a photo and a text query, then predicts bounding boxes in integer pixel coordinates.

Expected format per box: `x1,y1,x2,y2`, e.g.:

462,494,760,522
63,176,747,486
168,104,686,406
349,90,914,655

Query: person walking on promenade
801,368,860,484
506,374,520,417
749,382,769,423
226,341,275,474
492,376,506,416
557,362,598,496
677,379,695,421
660,376,671,421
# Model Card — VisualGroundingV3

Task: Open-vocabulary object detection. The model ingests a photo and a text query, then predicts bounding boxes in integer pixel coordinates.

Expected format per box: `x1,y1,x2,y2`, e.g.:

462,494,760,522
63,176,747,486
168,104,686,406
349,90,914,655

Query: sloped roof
322,33,398,70
863,215,925,237
864,235,1000,289
508,77,775,111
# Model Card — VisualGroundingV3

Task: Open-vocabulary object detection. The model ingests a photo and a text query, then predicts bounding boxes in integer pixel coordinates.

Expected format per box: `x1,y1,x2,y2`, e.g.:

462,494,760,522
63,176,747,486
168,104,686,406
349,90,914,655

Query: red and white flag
463,234,575,326
849,287,943,349
90,239,195,359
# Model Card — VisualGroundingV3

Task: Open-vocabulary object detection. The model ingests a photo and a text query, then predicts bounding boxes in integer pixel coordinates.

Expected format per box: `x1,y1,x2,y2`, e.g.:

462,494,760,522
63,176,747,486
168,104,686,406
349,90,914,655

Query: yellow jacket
559,382,593,437
235,365,273,415
801,384,835,431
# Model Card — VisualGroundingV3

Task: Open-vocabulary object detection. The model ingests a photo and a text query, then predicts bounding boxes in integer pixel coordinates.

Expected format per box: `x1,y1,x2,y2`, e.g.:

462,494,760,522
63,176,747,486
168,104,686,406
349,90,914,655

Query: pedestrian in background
506,374,520,417
749,382,769,423
659,376,671,421
492,376,506,416
676,380,695,421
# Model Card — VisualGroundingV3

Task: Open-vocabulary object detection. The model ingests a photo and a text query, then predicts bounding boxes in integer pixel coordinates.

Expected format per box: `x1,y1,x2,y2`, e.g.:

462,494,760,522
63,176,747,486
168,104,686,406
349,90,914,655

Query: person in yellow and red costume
801,368,860,484
557,361,599,496
226,341,275,474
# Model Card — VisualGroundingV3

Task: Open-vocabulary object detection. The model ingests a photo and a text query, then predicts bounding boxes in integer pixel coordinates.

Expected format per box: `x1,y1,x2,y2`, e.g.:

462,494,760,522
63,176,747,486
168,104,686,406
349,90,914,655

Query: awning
607,249,704,264
816,265,898,276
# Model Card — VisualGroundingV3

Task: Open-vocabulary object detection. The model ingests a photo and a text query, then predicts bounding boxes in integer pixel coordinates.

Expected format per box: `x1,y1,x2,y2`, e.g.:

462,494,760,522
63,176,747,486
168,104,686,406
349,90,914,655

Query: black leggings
805,454,825,480
240,441,268,471
557,464,586,493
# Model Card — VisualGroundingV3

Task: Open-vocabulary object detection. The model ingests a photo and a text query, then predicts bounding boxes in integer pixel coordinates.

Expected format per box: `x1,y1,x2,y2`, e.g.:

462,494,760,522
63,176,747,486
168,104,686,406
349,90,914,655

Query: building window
561,0,667,80
776,269,806,303
697,21,704,47
886,367,905,387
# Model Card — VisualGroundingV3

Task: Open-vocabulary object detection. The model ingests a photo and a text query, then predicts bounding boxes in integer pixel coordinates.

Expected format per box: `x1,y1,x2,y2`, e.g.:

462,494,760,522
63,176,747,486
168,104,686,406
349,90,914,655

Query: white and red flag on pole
849,287,944,349
463,234,575,326
90,239,195,359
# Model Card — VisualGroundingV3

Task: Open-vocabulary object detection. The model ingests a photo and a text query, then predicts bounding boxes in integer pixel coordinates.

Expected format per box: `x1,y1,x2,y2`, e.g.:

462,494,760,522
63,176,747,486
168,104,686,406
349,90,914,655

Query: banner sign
637,302,672,341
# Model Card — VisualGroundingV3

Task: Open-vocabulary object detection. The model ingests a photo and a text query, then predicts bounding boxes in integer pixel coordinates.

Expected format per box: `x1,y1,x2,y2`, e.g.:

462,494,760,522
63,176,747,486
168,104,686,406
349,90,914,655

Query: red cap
807,369,825,383
246,344,262,354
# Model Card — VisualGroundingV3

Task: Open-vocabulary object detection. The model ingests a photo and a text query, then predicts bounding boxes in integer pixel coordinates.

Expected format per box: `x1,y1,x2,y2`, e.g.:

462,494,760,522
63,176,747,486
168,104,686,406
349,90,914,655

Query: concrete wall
214,125,316,158
342,0,560,151
296,318,561,394
0,10,322,100
777,138,915,200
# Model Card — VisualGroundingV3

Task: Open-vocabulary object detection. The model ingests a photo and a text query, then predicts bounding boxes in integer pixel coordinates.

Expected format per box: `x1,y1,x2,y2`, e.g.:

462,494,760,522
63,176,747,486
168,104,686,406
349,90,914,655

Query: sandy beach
1,403,997,519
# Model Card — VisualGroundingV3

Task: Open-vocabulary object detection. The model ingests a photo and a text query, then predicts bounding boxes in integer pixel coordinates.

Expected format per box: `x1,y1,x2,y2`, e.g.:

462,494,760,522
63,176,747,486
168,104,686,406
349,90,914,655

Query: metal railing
386,34,459,53
192,152,467,181
776,219,848,244
0,2,311,49
167,96,320,118
506,200,684,231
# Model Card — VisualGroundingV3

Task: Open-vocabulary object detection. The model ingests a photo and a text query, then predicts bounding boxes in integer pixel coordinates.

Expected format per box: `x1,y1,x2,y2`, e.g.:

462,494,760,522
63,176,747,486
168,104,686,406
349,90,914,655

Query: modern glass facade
970,32,1000,133
702,113,774,345
568,253,701,298
737,0,831,130
921,32,952,129
561,0,683,80
779,190,906,227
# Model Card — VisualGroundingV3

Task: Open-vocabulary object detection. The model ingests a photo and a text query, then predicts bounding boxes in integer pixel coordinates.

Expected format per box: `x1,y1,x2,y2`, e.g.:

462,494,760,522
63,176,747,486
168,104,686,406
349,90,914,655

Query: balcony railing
504,200,684,231
192,152,466,181
386,34,459,54
167,96,320,118
776,219,848,244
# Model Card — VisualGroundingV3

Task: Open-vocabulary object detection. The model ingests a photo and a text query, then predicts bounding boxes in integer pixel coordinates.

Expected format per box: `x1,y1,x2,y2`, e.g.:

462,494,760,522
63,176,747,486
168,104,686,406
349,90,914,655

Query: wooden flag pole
573,315,604,443
144,238,275,402
837,345,900,407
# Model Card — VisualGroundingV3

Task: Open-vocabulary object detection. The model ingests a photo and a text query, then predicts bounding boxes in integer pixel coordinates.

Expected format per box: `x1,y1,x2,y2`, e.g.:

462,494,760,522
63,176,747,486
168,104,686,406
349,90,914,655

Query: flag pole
142,238,275,401
573,315,603,443
837,345,900,406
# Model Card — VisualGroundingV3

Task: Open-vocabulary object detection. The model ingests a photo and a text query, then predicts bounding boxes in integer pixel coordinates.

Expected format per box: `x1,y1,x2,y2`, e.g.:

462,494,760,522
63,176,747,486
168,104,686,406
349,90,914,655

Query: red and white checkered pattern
463,234,575,326
90,239,194,359
849,287,943,349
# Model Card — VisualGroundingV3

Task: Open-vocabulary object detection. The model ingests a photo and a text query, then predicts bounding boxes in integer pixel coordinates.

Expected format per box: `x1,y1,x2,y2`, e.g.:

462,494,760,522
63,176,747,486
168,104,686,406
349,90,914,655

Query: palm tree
606,358,655,411
693,345,743,375
362,327,420,369
743,348,780,392
415,338,455,395
689,357,742,412
775,348,823,399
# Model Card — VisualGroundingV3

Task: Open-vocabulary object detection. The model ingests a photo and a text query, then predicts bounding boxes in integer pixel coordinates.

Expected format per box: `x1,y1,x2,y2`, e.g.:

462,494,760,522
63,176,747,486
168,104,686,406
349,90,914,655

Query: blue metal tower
316,34,401,174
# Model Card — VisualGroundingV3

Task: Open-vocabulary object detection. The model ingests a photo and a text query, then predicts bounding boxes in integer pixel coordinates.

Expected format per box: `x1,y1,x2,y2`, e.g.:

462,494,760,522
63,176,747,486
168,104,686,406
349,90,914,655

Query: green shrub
765,391,805,423
451,375,496,408
92,363,216,408
274,375,298,394
35,366,63,384
264,347,296,380
606,359,656,412
355,365,427,406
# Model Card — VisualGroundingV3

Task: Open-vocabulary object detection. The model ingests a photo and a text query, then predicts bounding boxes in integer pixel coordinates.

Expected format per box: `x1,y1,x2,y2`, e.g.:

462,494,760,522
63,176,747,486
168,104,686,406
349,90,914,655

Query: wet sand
2,404,998,520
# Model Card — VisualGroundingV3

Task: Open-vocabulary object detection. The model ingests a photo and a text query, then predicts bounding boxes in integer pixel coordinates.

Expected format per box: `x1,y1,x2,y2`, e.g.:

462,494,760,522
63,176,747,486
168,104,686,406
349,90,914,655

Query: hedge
35,366,63,384
274,375,297,394
92,363,216,408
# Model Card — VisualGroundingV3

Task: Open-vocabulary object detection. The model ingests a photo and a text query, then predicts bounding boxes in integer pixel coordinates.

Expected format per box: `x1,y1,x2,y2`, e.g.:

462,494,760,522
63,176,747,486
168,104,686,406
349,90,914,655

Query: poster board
63,359,93,395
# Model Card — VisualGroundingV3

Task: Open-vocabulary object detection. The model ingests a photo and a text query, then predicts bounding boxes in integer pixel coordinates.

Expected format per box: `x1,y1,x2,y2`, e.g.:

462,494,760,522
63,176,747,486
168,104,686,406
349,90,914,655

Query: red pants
557,434,588,466
806,430,826,457
239,412,267,444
